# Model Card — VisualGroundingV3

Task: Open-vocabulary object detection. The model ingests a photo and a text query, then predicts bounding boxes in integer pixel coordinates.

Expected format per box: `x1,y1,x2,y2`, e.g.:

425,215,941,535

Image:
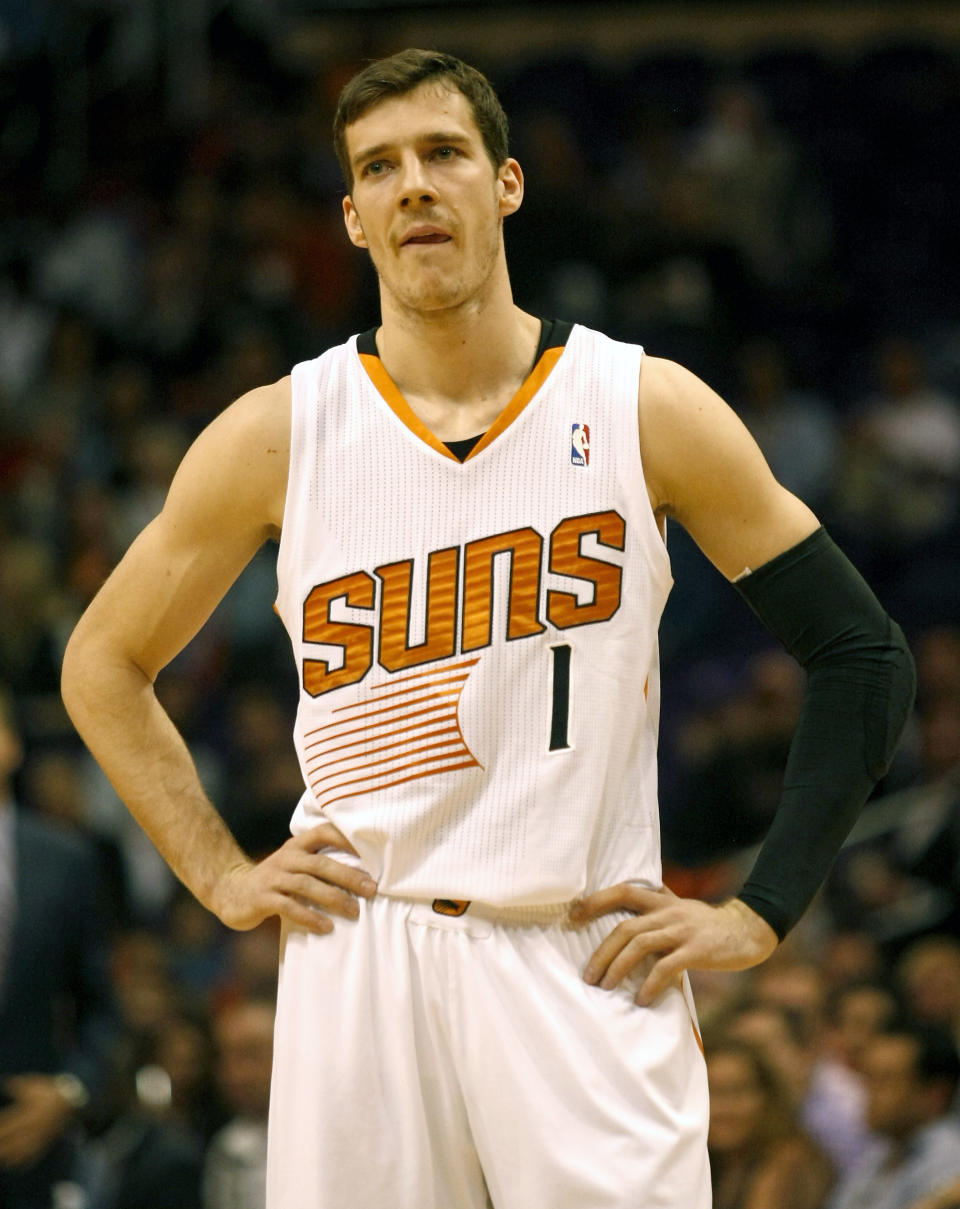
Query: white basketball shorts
267,894,710,1209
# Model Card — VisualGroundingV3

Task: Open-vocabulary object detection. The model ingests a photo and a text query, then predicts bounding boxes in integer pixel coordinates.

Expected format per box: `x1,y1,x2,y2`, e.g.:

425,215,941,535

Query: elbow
885,619,917,720
867,620,916,781
890,620,917,701
62,614,155,735
61,615,114,724
61,620,96,725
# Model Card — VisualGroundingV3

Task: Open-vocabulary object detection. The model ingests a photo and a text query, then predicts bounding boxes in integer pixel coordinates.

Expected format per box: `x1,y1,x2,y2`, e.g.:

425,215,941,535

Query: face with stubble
861,1035,942,1140
341,82,523,317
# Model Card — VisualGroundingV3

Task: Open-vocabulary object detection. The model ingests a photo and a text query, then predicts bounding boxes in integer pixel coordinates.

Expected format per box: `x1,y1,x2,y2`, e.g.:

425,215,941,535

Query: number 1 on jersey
549,643,571,751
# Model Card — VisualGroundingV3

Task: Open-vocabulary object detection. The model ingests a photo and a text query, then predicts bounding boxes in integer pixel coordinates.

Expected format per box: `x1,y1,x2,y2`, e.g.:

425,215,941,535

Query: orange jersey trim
358,343,566,462
305,711,458,753
307,702,458,745
319,759,480,810
309,724,461,768
359,353,459,461
466,345,564,460
310,736,469,786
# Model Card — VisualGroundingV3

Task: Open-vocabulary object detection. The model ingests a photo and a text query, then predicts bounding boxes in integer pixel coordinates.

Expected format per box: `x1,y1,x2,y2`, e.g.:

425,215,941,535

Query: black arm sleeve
732,527,916,939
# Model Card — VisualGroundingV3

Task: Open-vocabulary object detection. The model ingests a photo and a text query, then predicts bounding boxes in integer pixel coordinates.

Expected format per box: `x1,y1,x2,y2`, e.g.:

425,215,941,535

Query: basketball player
62,50,915,1208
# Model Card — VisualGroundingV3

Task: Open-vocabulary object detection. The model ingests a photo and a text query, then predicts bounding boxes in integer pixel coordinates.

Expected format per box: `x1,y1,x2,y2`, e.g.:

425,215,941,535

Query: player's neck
374,285,541,441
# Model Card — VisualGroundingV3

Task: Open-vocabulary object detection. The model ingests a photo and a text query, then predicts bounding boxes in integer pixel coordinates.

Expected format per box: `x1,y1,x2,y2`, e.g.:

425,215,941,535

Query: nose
397,153,437,208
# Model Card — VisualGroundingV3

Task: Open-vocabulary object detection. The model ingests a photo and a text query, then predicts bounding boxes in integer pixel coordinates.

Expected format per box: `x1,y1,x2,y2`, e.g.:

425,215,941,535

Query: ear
342,195,368,249
497,158,524,218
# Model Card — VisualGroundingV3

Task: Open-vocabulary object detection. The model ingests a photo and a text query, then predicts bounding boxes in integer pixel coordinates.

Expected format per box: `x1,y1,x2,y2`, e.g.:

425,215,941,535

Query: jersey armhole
275,353,326,629
631,345,673,593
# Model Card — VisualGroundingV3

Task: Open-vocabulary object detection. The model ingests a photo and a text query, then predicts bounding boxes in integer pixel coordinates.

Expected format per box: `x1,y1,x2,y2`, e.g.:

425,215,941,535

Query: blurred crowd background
1,2,960,1207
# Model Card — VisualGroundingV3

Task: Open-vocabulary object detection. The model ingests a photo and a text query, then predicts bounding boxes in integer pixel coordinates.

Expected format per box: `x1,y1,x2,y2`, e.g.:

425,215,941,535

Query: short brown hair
333,49,509,190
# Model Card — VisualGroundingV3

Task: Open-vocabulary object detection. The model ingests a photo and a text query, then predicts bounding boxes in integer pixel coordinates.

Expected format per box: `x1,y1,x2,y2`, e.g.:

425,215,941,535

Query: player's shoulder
638,355,730,447
637,355,751,515
196,375,292,469
221,374,291,440
171,376,291,533
639,355,715,412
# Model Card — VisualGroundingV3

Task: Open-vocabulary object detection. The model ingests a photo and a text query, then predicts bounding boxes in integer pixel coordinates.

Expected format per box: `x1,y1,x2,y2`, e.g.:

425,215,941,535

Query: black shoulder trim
536,318,574,361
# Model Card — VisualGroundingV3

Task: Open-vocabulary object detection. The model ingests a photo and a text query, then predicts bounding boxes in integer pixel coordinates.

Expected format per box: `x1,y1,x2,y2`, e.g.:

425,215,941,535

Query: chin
396,280,474,313
385,257,495,313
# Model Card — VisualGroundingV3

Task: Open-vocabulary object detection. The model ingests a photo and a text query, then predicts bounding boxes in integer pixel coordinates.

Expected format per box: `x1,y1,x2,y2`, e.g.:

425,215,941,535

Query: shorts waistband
419,896,573,927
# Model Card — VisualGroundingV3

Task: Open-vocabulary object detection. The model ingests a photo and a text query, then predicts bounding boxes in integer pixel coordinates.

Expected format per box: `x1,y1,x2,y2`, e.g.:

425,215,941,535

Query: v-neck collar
355,319,574,463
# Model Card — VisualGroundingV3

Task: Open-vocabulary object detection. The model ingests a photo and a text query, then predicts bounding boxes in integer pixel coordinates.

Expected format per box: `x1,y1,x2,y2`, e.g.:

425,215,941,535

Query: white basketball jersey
274,321,673,905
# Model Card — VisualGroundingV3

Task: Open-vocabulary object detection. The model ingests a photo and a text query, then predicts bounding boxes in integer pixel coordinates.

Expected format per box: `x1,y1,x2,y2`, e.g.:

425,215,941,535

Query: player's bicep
83,511,261,682
69,383,288,680
639,356,818,580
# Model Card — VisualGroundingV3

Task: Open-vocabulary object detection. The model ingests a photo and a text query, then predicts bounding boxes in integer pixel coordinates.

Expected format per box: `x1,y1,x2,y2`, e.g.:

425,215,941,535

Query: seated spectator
665,650,803,864
203,997,275,1209
82,1039,205,1209
826,696,960,949
835,336,960,546
825,980,903,1077
685,80,828,292
820,931,885,989
745,959,878,1174
707,1037,835,1209
829,1023,960,1209
725,994,873,1176
21,746,127,927
151,1010,222,1145
0,684,120,1209
897,938,960,1049
732,337,839,508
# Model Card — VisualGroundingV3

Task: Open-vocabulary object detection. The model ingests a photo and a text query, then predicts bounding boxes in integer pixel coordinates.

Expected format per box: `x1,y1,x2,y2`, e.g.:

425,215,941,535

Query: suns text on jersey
301,509,626,695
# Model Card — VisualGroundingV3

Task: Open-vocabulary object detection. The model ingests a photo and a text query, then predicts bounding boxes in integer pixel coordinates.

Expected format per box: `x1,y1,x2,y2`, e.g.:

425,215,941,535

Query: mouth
401,228,453,247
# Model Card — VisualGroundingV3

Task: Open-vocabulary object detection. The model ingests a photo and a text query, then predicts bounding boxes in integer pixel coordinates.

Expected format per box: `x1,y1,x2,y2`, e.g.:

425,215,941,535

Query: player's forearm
733,527,916,937
61,636,251,914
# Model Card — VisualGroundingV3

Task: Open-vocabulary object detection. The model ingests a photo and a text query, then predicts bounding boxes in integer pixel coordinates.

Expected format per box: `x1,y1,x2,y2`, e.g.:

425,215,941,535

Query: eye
363,160,387,177
432,145,460,160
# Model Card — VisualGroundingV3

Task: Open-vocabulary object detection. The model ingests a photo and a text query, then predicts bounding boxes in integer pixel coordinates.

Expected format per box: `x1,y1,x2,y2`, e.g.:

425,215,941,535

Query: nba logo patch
571,422,590,467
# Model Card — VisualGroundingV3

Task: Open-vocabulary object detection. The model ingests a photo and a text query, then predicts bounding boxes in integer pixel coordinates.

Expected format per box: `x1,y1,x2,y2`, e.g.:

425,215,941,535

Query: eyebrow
352,131,472,168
